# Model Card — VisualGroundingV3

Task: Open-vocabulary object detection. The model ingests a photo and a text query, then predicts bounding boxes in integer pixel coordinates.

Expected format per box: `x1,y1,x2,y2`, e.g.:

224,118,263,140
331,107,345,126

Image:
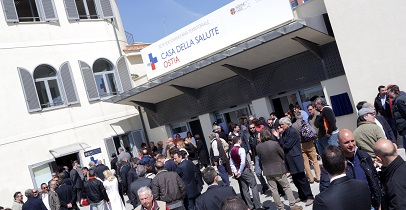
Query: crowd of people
4,84,406,210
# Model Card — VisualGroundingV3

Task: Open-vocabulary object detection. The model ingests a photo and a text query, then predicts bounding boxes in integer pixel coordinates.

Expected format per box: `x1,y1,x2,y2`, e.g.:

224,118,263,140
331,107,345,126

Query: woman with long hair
102,170,126,210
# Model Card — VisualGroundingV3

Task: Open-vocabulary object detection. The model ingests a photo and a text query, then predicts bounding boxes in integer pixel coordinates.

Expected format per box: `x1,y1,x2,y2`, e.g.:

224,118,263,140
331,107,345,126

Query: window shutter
60,62,79,105
1,0,19,22
63,0,79,20
40,0,58,21
98,0,114,19
79,61,100,101
116,55,133,92
104,137,116,159
17,67,41,112
130,130,146,150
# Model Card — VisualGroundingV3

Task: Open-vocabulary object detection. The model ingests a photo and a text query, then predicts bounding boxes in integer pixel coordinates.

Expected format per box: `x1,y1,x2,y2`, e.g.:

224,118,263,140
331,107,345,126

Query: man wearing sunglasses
248,123,269,194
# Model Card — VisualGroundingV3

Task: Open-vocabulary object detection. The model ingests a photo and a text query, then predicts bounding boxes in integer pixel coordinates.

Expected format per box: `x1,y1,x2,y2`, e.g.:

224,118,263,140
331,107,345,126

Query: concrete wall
321,75,357,132
127,54,148,86
251,97,274,119
324,0,406,104
142,108,172,143
199,113,216,150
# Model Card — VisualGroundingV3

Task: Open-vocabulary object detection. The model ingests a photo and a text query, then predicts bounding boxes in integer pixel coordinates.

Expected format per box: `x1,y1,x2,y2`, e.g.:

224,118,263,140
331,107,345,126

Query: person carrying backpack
292,112,321,184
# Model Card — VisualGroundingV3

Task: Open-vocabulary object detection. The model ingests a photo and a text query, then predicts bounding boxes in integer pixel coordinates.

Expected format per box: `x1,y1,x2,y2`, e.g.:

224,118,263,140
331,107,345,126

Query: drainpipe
137,106,150,144
111,19,123,56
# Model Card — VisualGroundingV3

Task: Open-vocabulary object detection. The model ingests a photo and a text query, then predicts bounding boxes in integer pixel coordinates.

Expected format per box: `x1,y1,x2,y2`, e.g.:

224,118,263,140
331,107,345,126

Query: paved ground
80,149,406,210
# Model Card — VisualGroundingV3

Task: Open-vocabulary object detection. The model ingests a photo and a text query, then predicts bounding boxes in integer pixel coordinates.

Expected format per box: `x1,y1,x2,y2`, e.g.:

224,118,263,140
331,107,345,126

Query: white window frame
94,71,117,97
34,76,64,108
1,0,58,22
63,0,114,20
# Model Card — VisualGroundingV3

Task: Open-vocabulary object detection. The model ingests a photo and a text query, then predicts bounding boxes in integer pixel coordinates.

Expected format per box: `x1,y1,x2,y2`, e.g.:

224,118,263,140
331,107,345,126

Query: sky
116,0,234,43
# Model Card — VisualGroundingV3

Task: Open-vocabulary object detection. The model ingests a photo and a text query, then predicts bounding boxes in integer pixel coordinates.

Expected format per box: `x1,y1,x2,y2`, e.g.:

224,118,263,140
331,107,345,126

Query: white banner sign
141,0,294,80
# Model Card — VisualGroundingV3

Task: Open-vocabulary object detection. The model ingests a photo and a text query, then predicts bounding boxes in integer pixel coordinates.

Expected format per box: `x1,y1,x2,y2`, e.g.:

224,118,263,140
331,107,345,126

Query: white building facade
0,0,144,204
116,0,406,153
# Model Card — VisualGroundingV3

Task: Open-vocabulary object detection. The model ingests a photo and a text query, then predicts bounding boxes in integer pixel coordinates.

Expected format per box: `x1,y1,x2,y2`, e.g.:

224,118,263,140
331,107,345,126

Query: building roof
123,43,151,53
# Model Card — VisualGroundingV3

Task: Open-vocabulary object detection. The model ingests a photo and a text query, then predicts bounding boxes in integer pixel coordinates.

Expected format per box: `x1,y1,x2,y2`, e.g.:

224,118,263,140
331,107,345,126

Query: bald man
319,129,381,210
374,139,406,210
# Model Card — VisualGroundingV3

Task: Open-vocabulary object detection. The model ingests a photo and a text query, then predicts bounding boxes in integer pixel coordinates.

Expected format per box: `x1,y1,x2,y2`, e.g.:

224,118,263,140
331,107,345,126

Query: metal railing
125,31,134,44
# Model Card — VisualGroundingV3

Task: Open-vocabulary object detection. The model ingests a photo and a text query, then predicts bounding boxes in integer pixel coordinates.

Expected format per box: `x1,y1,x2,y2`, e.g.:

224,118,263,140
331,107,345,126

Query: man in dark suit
313,145,371,210
55,178,78,210
196,167,236,210
273,117,314,206
256,128,302,210
22,189,48,210
70,161,83,207
110,153,118,171
174,150,201,210
127,158,140,192
129,165,152,209
117,160,131,196
94,160,109,180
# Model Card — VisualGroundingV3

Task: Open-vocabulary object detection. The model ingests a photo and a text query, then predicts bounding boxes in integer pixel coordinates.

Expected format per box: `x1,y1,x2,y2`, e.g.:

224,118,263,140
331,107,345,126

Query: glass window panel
95,74,108,96
75,0,88,19
107,73,118,95
86,0,98,19
299,85,324,102
35,81,50,108
15,0,40,22
48,79,63,106
32,163,52,189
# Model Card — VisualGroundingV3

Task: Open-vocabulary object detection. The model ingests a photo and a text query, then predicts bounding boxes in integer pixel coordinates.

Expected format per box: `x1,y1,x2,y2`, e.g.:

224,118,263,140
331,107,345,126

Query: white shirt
374,118,387,139
229,144,246,175
42,192,51,210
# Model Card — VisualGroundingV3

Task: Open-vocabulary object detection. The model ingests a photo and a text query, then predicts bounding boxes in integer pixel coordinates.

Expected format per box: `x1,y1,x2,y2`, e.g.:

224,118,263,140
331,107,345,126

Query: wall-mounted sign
141,0,294,80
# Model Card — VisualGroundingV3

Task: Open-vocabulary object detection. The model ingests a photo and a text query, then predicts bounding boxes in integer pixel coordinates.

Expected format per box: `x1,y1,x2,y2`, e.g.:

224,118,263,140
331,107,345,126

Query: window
63,0,114,20
79,56,133,102
18,62,79,112
33,65,63,108
1,0,58,22
93,59,118,97
75,0,98,19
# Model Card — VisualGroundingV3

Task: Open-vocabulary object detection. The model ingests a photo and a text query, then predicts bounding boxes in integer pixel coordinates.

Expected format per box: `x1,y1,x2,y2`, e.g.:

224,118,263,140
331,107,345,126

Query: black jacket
248,132,259,156
176,159,200,198
129,177,151,208
127,167,138,188
94,164,109,180
314,176,371,210
374,93,391,119
196,139,210,166
280,126,304,174
83,178,109,203
320,149,381,210
110,157,118,171
379,156,406,210
22,197,47,210
55,184,78,210
70,168,83,189
195,185,236,210
392,94,406,135
318,106,337,136
164,159,177,172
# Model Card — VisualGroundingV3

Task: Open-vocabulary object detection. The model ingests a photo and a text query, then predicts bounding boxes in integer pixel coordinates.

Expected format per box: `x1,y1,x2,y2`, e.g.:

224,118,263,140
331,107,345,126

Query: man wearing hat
353,108,386,158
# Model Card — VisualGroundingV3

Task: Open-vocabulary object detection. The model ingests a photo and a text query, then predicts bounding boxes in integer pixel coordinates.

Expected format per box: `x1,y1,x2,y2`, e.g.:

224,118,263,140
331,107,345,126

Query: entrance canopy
105,17,335,111
49,142,90,158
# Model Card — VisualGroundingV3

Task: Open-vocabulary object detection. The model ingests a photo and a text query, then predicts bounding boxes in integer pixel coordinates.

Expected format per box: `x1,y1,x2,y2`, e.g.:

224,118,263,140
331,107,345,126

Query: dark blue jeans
218,163,230,186
254,155,268,190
